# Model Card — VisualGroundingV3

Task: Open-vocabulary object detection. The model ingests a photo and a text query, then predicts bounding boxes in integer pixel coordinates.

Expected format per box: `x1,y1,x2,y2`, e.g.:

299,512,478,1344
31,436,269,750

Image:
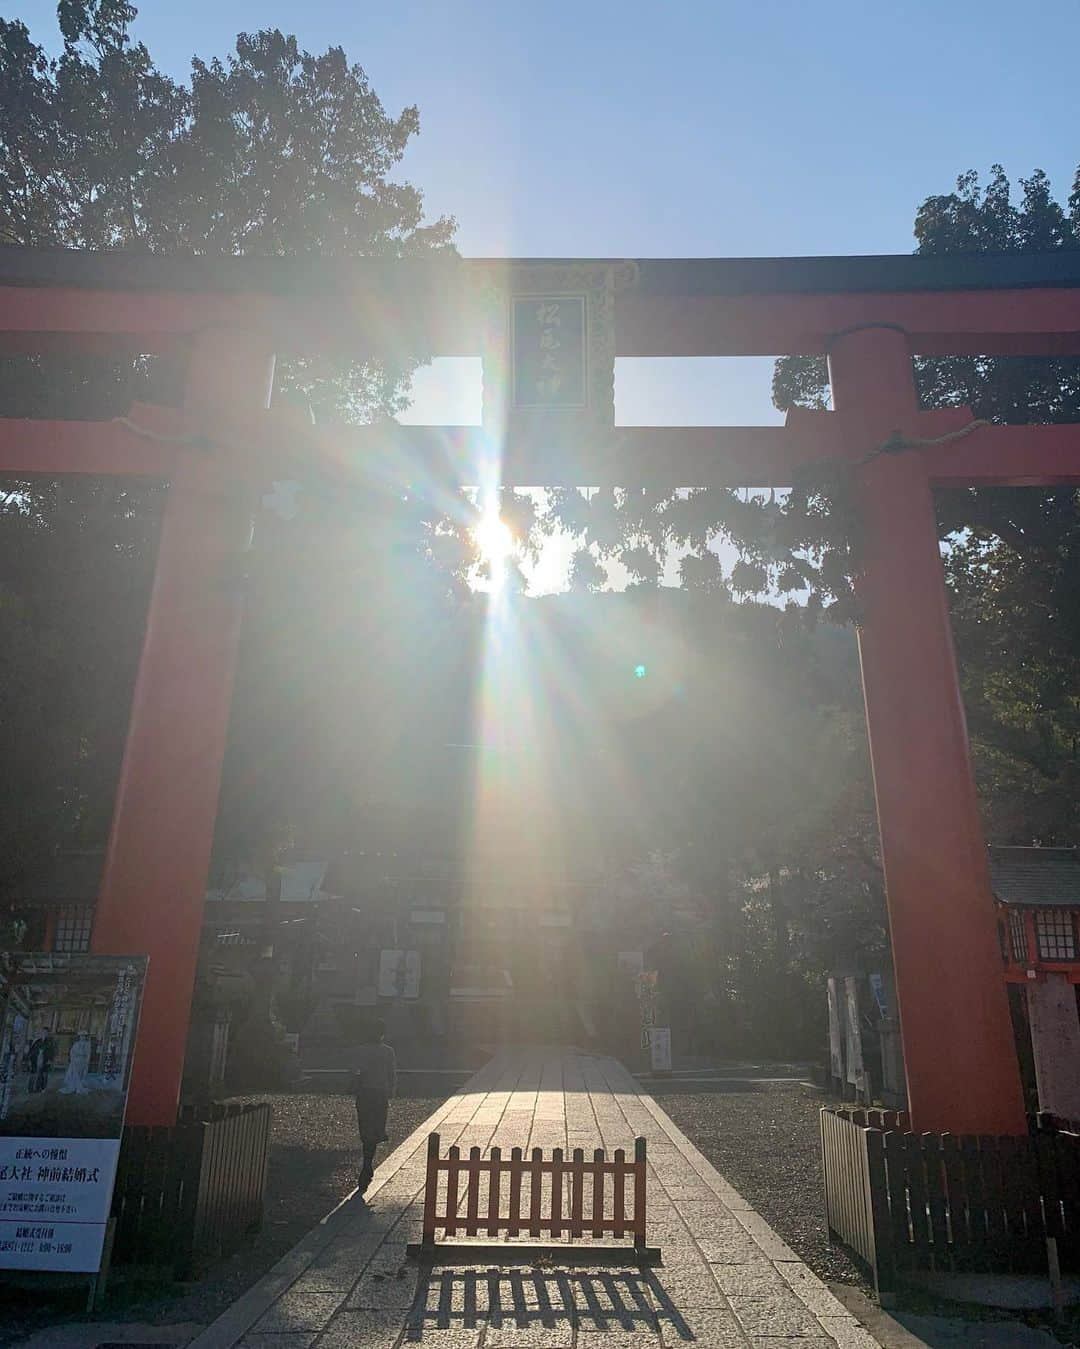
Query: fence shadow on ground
403,1267,692,1341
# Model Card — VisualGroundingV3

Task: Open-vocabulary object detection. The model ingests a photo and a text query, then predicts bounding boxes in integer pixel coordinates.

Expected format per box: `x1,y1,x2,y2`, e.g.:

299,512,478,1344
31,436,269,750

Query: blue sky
8,1,1079,588
12,0,1077,259
9,0,1079,427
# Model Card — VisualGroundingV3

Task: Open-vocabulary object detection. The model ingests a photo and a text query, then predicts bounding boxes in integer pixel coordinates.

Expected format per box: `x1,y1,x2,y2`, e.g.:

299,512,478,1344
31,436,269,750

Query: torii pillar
91,328,276,1126
828,325,1026,1135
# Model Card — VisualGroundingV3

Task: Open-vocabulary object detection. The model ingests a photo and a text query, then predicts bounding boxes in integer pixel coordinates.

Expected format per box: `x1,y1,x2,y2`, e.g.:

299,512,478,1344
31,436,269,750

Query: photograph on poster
0,954,146,1141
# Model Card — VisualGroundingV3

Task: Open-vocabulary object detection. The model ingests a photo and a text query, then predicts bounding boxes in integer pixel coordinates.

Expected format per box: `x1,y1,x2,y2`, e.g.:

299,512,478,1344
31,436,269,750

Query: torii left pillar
92,327,275,1126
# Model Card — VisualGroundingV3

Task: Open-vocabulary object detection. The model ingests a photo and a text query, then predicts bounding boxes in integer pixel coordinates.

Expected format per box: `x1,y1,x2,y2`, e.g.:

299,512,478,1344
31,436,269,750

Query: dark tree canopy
1,1,452,258
0,1,456,891
772,167,1080,847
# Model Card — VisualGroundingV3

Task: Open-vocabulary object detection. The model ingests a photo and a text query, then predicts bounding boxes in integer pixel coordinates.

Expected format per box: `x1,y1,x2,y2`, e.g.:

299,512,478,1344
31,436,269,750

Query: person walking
353,1019,396,1194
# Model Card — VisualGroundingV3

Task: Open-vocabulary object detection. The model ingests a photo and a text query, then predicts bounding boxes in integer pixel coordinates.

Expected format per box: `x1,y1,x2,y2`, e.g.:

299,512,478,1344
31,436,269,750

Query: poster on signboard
844,975,864,1090
377,949,421,1000
649,1026,672,1074
0,952,147,1273
826,978,844,1082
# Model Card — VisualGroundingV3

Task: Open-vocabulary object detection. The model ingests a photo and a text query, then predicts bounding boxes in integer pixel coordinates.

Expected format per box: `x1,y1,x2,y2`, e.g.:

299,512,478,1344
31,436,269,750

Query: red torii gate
3,248,1079,1135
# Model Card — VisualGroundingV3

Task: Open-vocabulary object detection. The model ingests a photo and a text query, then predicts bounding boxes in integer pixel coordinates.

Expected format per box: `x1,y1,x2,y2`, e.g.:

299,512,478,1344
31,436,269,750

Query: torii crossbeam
2,247,1078,1133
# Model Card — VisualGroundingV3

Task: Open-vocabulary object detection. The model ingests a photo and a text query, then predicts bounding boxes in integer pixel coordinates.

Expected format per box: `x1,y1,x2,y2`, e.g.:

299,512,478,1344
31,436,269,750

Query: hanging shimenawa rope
858,418,991,466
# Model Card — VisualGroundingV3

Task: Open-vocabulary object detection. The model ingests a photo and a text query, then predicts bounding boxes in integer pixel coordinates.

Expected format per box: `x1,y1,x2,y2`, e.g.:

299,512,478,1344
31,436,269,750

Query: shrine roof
989,846,1080,908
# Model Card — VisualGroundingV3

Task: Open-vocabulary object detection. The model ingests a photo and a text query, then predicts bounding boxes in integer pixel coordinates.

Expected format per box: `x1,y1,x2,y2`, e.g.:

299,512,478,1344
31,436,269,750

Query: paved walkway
189,1049,879,1349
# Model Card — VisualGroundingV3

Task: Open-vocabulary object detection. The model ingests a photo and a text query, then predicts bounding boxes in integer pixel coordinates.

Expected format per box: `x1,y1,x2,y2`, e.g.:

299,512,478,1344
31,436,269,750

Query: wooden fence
821,1106,1080,1299
111,1102,271,1278
407,1132,660,1265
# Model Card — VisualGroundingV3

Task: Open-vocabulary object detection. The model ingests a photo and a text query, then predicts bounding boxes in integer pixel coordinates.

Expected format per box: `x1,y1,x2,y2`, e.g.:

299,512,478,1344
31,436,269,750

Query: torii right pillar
828,324,1027,1136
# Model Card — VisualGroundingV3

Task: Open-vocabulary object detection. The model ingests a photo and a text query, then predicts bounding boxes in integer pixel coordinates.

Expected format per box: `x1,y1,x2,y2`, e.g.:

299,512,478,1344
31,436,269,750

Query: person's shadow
404,1267,693,1341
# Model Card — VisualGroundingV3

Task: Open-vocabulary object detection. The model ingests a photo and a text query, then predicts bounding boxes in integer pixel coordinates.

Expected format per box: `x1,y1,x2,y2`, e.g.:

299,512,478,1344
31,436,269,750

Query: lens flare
474,509,515,584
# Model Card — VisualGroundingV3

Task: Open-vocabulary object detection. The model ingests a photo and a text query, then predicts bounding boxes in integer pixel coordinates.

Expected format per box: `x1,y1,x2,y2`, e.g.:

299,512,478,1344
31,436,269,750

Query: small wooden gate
407,1133,661,1265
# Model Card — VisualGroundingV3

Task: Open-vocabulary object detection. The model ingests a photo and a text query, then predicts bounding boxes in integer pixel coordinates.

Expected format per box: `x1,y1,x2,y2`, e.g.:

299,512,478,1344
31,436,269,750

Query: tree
541,166,1080,855
0,478,162,886
0,2,455,416
0,2,457,891
773,166,1080,846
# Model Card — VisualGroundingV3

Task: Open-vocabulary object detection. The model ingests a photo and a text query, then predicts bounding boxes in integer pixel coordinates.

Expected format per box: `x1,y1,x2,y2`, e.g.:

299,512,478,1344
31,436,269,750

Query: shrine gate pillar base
92,328,275,1126
828,325,1026,1136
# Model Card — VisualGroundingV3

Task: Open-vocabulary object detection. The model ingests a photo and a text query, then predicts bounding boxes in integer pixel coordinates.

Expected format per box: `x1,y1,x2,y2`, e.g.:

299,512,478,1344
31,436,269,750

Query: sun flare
474,510,516,577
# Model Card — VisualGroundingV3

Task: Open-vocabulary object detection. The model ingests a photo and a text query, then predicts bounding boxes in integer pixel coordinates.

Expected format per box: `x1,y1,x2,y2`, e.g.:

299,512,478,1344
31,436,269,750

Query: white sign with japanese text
0,1136,120,1270
648,1026,672,1073
0,953,146,1273
0,1216,113,1272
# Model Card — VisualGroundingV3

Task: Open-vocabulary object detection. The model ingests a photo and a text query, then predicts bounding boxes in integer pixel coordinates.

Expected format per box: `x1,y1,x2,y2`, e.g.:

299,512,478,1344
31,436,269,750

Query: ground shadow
403,1267,692,1341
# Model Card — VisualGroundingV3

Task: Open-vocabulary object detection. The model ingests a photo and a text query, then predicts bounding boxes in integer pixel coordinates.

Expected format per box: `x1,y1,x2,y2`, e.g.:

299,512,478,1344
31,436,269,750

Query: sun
473,509,516,577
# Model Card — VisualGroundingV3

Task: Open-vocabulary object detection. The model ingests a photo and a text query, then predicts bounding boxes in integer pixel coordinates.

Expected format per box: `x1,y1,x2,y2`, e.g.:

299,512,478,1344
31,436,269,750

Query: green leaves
0,4,458,891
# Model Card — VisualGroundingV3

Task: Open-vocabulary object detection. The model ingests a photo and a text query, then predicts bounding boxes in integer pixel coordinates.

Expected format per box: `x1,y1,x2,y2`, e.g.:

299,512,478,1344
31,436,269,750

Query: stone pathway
187,1049,880,1349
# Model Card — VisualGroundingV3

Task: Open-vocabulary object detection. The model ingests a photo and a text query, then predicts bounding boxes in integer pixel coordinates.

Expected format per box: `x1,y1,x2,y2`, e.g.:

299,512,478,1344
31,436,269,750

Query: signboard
279,860,328,904
844,975,864,1090
511,296,587,409
826,977,844,1082
0,952,146,1273
868,971,889,1021
635,971,657,1044
648,1026,672,1074
480,262,636,467
377,949,421,1000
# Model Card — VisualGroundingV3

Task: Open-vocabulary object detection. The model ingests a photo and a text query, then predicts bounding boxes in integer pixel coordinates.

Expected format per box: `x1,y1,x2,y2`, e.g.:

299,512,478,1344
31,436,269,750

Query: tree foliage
0,478,162,883
774,166,1080,845
0,1,455,890
2,2,451,259
546,166,1080,854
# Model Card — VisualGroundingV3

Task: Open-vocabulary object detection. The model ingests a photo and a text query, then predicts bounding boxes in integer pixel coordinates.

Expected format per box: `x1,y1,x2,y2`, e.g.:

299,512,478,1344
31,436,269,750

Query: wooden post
1048,1236,1065,1322
633,1137,647,1253
591,1149,605,1236
865,1129,895,1302
488,1146,502,1238
613,1148,626,1238
422,1133,439,1247
551,1147,564,1237
529,1148,543,1237
445,1145,460,1237
508,1147,523,1238
465,1146,481,1236
570,1148,585,1238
